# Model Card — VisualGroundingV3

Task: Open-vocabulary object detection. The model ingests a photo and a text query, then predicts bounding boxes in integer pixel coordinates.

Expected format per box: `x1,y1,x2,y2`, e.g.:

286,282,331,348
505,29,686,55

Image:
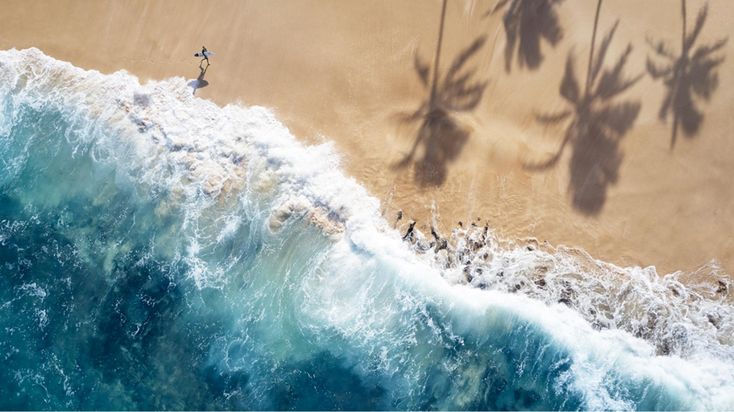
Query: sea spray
403,222,733,359
0,48,733,410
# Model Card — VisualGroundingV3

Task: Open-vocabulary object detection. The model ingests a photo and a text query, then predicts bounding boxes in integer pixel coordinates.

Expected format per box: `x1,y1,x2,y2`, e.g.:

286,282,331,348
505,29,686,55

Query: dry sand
1,0,732,275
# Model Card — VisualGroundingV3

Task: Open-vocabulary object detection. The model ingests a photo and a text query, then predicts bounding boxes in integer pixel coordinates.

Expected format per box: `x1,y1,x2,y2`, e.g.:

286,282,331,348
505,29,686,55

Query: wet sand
1,0,732,275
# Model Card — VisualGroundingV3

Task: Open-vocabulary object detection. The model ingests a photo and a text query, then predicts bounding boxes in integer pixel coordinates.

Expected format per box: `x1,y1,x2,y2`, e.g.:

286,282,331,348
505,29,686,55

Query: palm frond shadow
393,35,488,187
646,1,727,149
487,0,564,72
528,18,642,215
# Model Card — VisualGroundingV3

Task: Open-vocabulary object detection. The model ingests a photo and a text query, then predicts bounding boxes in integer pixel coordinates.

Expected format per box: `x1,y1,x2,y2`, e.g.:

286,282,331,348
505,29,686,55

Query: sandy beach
1,0,732,275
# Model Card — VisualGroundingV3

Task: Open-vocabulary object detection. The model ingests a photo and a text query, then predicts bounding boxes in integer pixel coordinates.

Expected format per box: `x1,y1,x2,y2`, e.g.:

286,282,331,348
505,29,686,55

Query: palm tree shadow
188,62,210,95
393,0,488,187
646,0,727,149
487,0,564,72
528,5,642,215
402,108,471,186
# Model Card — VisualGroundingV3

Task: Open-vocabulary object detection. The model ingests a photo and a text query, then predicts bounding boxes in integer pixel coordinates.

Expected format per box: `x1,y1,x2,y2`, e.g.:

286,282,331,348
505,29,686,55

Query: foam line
1,48,733,409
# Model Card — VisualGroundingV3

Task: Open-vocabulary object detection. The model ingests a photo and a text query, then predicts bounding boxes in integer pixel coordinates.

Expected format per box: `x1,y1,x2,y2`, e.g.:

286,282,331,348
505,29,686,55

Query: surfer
200,46,210,66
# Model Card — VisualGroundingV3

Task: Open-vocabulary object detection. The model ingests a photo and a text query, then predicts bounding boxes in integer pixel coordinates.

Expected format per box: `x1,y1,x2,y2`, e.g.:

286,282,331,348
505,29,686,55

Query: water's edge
0,47,732,410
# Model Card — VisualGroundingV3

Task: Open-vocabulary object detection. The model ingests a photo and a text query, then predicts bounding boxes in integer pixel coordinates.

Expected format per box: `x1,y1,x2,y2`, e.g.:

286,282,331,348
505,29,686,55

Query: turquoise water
0,48,733,410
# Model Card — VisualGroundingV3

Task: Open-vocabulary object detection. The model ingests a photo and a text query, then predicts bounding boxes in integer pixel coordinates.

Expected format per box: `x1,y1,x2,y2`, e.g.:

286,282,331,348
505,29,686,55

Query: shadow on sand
487,0,564,72
188,62,210,95
394,0,488,187
646,0,727,149
527,0,642,215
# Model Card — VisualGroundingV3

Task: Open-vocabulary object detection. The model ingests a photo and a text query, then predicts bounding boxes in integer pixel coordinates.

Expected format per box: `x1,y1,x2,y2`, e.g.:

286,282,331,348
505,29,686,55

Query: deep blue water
0,48,732,410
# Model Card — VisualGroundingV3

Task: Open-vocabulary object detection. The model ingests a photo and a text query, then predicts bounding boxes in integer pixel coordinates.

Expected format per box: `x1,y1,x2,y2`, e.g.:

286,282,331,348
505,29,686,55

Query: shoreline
1,0,733,275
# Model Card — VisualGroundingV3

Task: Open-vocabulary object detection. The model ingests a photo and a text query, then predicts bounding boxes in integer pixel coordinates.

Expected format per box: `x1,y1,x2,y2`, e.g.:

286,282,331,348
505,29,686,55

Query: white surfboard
194,51,215,58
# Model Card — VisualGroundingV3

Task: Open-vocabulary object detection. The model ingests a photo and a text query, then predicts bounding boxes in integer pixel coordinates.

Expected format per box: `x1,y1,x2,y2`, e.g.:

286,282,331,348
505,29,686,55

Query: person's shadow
188,62,210,95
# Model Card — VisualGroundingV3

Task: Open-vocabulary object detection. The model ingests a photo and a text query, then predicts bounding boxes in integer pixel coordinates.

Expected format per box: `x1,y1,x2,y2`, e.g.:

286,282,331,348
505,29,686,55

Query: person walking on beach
200,46,210,66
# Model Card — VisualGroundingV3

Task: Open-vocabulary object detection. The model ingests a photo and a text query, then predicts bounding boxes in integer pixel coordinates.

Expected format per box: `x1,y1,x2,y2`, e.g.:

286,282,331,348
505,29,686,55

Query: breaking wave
0,48,732,410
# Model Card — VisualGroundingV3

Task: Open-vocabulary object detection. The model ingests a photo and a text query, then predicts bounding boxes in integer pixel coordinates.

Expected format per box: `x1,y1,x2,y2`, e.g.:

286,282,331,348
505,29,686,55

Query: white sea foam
1,47,733,409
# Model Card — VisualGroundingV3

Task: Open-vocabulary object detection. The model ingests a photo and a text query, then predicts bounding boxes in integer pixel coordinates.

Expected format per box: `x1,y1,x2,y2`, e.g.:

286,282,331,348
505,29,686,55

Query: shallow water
0,48,732,410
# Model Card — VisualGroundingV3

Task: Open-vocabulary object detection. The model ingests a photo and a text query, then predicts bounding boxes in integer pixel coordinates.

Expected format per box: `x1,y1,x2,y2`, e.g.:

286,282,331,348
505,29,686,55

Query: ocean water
0,48,733,410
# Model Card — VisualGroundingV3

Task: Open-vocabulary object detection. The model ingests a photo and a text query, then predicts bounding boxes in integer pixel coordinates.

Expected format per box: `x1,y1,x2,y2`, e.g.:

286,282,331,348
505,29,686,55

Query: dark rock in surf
402,220,416,242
